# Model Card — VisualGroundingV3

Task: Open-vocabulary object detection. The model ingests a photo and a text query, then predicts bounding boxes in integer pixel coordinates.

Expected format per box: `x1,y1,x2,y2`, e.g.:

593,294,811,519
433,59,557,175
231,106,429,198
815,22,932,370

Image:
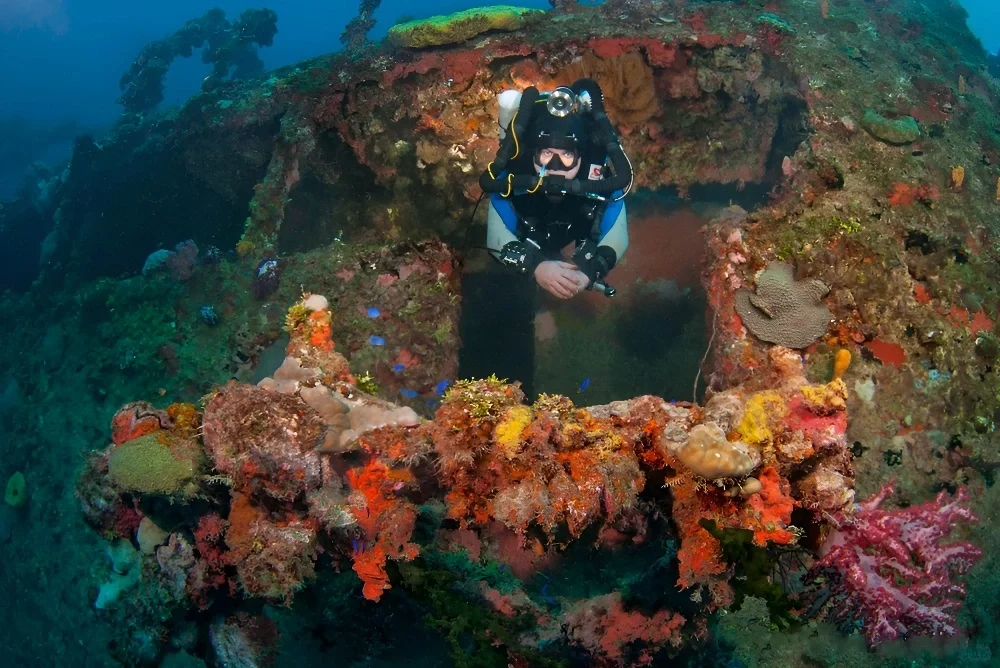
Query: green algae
397,557,568,668
702,520,801,631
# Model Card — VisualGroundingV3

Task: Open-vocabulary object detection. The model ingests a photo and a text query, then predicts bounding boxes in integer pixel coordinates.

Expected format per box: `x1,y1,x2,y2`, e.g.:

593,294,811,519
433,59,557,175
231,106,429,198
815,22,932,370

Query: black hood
529,109,585,152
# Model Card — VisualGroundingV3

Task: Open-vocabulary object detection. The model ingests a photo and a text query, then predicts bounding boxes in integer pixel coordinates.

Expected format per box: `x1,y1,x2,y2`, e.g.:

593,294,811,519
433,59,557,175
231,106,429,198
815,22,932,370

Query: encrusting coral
4,0,994,662
74,288,975,661
734,262,832,349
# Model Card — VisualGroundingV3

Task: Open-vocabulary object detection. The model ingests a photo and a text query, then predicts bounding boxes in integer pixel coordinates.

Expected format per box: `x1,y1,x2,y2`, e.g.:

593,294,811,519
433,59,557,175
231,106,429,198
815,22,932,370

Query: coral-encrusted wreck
0,0,989,664
77,293,980,665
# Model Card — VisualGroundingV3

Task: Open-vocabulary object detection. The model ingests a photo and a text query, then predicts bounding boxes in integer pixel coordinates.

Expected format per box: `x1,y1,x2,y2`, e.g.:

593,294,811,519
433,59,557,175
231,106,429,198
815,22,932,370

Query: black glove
573,240,617,283
497,240,543,275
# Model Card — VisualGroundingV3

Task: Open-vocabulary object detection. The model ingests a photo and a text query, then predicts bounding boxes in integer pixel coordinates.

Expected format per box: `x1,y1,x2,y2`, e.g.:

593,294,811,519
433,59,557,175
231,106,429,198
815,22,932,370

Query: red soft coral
564,593,685,667
812,483,981,647
346,460,419,601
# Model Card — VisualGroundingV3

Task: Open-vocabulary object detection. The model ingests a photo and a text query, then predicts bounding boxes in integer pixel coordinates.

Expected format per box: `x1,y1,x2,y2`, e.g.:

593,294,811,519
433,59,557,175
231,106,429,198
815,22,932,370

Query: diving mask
534,147,581,178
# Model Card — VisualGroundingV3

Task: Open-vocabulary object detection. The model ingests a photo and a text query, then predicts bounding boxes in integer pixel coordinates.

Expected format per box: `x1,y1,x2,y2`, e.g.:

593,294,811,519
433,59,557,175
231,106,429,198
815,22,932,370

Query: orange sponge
833,348,852,380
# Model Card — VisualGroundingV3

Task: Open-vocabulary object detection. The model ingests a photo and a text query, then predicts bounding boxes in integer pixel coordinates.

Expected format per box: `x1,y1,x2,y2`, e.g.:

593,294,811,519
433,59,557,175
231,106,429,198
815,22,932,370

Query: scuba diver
478,78,633,300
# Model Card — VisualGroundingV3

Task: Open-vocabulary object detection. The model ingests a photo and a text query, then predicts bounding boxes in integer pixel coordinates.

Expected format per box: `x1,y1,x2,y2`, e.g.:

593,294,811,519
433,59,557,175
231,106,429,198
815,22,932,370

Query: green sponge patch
756,13,796,35
388,6,543,49
860,109,921,145
109,433,203,498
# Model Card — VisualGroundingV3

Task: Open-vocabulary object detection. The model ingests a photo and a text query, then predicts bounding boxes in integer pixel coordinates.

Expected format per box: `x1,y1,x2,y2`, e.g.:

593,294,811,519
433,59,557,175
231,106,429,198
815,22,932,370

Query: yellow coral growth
284,301,310,333
951,166,965,190
445,375,521,420
167,402,200,437
235,238,255,258
588,424,628,459
736,392,785,447
387,6,541,48
800,379,847,414
494,405,533,459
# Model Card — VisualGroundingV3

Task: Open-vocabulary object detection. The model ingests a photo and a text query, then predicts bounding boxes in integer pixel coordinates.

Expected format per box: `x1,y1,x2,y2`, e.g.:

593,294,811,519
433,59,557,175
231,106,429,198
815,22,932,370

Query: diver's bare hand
569,270,591,292
535,261,585,299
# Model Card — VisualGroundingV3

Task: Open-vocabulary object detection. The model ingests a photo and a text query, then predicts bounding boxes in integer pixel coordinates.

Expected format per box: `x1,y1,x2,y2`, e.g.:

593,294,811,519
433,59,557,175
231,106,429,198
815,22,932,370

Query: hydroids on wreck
1,0,1000,667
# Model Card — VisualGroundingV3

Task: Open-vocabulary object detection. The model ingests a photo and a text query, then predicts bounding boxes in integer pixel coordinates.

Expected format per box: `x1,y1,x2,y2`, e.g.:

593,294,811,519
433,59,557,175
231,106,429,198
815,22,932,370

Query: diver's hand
569,269,591,292
535,261,587,299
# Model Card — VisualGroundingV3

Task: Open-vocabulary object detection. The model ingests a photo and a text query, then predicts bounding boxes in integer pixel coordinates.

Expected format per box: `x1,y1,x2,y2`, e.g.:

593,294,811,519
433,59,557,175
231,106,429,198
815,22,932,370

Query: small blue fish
369,335,386,346
367,307,381,318
400,389,418,399
540,583,557,606
578,377,591,393
392,363,405,373
426,399,439,409
435,379,451,396
199,305,219,326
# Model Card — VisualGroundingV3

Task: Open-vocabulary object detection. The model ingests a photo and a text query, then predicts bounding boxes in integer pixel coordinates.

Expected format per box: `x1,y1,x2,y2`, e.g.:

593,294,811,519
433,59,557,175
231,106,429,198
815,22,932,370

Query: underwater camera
543,86,592,118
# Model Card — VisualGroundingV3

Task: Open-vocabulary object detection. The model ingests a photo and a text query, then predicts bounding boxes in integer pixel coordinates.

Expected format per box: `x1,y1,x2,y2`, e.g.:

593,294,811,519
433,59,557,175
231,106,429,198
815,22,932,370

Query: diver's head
530,109,584,179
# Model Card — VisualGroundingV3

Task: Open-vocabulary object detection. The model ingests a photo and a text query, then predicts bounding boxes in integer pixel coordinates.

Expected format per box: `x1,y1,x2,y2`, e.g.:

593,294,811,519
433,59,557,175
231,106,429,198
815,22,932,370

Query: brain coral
387,6,542,48
672,423,758,479
734,262,832,349
108,433,203,498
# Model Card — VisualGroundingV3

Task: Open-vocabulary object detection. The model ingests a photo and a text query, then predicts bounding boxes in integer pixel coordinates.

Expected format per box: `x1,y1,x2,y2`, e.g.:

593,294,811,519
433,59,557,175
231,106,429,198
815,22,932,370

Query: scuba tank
497,89,522,140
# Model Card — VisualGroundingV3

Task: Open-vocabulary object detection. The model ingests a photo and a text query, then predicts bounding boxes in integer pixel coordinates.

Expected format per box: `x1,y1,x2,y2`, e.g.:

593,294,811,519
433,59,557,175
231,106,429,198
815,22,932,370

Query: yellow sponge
388,6,542,48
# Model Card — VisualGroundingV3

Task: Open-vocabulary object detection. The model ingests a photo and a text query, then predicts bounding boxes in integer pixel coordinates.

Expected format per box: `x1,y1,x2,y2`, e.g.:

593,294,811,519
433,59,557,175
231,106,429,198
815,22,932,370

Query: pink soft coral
814,483,981,647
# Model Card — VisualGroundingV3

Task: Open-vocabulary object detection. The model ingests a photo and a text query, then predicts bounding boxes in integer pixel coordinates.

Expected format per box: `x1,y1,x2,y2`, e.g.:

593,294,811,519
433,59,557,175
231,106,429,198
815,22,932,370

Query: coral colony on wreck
2,1,1000,667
